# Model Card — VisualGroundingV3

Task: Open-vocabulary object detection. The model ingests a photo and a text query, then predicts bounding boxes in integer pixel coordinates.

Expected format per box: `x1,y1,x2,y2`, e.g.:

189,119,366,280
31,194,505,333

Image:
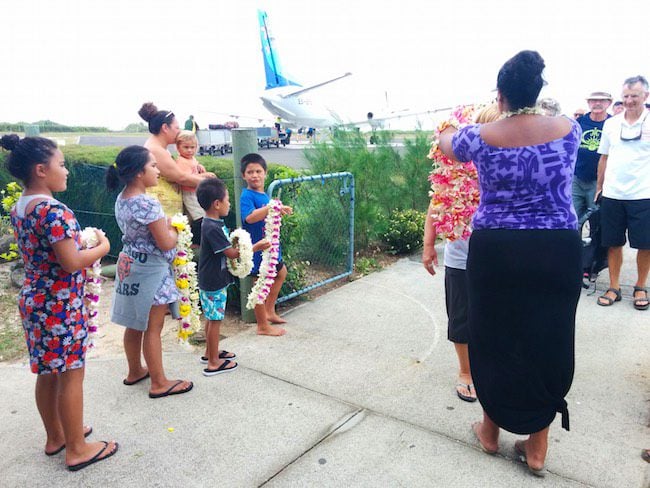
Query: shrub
304,129,432,250
382,208,426,254
354,256,381,275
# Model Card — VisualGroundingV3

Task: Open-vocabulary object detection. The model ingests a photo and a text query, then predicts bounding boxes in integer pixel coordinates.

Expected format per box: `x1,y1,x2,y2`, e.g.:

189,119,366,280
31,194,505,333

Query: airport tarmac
0,246,648,487
77,135,311,170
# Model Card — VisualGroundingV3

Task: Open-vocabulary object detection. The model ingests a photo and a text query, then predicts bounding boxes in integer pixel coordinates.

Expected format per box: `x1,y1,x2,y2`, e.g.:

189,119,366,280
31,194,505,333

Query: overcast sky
2,0,648,130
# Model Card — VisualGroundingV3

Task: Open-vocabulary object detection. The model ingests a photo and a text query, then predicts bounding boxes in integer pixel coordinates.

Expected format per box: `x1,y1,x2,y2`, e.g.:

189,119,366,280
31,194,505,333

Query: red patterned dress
11,199,87,374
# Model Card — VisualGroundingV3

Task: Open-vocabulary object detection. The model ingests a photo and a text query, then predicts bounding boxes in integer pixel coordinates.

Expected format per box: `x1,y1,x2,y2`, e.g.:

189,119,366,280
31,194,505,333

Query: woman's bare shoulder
480,116,574,148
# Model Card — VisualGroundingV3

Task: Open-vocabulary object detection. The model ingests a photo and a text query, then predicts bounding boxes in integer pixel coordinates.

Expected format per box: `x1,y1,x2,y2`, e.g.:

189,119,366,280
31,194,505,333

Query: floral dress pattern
11,200,87,375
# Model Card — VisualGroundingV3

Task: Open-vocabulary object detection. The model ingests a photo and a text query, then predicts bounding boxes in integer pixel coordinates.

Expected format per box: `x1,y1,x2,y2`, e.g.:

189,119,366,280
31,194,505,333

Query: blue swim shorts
199,287,228,321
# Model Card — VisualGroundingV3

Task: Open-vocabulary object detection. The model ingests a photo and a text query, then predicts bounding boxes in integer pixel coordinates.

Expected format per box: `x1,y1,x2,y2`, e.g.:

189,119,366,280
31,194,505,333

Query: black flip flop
148,380,194,399
203,360,238,377
67,441,119,472
123,372,150,386
456,383,477,402
199,351,237,364
45,426,93,456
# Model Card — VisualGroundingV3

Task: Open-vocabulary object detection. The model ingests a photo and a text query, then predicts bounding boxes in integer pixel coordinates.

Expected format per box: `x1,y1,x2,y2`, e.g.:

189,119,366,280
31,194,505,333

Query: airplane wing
341,106,454,129
279,73,352,98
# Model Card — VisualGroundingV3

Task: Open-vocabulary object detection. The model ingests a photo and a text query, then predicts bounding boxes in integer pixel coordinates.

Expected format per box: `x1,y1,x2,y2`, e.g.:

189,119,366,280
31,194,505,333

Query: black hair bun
138,102,158,122
0,134,20,151
513,50,545,77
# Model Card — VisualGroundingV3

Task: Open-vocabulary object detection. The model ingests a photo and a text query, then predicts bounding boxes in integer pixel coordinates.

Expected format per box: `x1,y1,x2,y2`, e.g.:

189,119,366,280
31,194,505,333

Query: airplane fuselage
260,87,339,128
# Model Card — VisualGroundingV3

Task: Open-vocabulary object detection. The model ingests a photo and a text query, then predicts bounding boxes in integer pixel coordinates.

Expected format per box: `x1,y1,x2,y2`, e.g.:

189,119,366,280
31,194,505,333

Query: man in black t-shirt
573,91,612,224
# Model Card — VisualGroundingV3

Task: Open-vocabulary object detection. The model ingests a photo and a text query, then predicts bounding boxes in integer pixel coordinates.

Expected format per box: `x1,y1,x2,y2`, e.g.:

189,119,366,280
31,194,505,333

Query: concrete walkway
0,249,648,487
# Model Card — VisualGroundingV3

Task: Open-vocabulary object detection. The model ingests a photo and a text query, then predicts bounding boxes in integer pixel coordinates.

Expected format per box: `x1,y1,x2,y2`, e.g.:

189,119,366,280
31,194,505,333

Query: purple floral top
452,120,581,230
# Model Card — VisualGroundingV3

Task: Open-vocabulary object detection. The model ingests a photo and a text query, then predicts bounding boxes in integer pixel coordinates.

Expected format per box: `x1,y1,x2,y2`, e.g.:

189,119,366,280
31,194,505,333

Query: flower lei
427,105,480,241
499,106,543,119
246,199,283,310
171,214,201,342
226,228,254,278
80,227,102,348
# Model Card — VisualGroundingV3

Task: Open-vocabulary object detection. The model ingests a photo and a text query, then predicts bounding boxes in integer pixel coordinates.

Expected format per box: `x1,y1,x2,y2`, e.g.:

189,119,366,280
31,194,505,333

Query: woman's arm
53,230,110,274
438,126,458,160
148,217,178,251
422,206,438,276
151,146,215,187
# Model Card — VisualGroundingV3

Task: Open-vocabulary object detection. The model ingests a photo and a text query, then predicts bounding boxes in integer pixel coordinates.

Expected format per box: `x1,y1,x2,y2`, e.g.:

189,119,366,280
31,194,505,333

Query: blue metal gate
267,172,354,303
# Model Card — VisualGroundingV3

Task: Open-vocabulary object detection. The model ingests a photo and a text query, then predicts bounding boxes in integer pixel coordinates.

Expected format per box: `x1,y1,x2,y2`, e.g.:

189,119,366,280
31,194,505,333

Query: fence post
232,128,258,323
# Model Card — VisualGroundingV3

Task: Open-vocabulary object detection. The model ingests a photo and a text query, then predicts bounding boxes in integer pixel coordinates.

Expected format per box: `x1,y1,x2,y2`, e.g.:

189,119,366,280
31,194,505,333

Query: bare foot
472,421,498,454
45,425,93,455
514,440,546,474
257,324,286,336
267,313,287,324
65,440,119,469
206,359,237,371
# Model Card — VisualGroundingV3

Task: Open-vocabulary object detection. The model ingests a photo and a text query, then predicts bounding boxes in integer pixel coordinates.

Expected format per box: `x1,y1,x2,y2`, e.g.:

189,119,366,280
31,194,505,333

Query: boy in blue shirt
240,153,292,336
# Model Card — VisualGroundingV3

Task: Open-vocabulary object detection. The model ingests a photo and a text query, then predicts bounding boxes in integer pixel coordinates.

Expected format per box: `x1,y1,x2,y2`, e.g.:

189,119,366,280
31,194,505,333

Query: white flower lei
171,214,201,343
80,227,102,348
226,228,254,278
499,106,543,119
246,199,283,310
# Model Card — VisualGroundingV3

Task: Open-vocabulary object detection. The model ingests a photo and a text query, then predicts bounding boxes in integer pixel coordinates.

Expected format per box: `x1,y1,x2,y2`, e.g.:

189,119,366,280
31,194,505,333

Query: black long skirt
466,229,582,435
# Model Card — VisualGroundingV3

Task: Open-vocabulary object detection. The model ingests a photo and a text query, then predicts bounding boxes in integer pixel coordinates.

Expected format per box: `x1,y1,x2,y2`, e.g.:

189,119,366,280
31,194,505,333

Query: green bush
0,147,301,257
354,256,381,275
304,129,432,250
382,209,426,254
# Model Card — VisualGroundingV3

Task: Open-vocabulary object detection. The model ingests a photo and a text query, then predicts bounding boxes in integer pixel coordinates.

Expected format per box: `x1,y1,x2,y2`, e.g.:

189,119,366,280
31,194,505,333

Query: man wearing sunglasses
595,76,650,311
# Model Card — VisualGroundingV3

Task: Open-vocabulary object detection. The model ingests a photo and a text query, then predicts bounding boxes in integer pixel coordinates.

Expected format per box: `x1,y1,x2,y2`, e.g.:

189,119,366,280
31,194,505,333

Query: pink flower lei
80,228,102,348
246,199,283,309
427,105,480,241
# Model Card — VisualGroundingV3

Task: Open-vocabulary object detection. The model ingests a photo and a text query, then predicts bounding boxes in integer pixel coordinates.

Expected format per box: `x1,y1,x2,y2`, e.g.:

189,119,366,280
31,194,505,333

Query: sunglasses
163,111,175,121
620,112,648,142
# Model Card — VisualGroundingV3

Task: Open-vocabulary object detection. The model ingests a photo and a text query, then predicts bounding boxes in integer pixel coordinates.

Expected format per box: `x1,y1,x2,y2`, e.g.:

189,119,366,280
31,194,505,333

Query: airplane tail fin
258,9,301,90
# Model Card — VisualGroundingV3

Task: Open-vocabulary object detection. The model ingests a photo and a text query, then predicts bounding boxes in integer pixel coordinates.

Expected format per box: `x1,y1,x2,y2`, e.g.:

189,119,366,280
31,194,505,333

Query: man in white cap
596,76,650,311
572,91,612,224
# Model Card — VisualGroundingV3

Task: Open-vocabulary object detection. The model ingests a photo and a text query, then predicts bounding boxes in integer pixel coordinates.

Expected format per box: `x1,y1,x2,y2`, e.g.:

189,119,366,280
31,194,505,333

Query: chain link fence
268,172,354,303
51,164,354,306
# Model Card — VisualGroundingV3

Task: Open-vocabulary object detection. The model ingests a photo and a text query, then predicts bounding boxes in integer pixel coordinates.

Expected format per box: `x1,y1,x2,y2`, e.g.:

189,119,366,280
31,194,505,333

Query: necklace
499,106,543,119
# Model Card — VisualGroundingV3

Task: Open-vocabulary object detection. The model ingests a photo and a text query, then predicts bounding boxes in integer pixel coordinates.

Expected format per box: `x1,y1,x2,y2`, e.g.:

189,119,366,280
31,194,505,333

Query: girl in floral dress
107,145,193,399
0,134,118,471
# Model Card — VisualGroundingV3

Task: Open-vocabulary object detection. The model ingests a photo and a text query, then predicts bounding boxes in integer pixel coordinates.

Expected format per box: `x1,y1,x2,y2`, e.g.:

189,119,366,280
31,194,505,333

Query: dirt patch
0,262,23,362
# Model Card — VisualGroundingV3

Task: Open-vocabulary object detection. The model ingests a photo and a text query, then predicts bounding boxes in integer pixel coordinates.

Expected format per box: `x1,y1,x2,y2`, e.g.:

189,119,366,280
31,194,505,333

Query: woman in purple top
439,51,582,476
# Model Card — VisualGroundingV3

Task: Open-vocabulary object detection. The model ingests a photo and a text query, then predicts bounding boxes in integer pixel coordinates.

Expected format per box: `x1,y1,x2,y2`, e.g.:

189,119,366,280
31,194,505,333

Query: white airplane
257,9,450,130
